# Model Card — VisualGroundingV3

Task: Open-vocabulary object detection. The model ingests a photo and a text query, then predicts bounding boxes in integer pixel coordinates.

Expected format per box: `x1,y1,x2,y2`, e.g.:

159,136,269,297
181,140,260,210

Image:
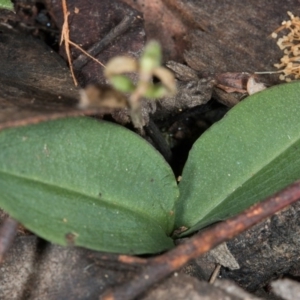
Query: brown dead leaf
215,73,250,94
215,73,266,95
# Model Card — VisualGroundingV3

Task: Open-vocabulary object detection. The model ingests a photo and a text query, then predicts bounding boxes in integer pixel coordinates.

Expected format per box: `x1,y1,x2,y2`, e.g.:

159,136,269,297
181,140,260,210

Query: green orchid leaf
0,117,178,254
176,81,300,235
0,0,13,10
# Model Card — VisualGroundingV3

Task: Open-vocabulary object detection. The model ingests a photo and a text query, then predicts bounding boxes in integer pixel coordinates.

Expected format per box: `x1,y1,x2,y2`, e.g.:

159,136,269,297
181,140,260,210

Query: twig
101,180,300,300
68,40,106,68
60,0,106,85
209,264,221,284
0,217,18,263
60,0,77,86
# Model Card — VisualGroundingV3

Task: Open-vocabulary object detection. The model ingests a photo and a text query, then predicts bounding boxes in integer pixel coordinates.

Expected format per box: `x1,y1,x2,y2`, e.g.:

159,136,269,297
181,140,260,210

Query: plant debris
272,11,300,81
1,2,300,300
60,0,105,86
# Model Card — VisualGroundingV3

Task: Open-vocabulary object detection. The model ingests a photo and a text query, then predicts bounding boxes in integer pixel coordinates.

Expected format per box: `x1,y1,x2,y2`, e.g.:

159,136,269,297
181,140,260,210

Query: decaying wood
222,199,300,291
102,181,300,300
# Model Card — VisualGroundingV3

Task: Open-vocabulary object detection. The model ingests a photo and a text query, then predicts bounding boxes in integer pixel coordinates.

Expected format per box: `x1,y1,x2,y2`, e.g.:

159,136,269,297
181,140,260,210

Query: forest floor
0,1,300,299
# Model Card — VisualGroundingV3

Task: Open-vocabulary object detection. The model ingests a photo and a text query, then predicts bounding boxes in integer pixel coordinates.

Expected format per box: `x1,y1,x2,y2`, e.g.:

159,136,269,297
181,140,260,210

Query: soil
0,1,300,299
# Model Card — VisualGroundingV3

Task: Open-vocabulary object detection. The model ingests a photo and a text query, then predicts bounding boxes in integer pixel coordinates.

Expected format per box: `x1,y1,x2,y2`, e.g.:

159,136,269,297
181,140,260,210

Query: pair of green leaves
1,81,300,254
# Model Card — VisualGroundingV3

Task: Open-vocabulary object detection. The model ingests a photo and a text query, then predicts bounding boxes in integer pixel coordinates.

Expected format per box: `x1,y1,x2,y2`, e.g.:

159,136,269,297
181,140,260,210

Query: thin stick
68,40,106,68
61,0,78,86
209,264,221,284
60,1,106,85
254,71,282,74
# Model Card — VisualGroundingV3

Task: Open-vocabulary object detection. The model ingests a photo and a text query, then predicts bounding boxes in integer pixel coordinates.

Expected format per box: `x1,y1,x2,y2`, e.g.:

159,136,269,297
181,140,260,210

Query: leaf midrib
0,169,170,232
